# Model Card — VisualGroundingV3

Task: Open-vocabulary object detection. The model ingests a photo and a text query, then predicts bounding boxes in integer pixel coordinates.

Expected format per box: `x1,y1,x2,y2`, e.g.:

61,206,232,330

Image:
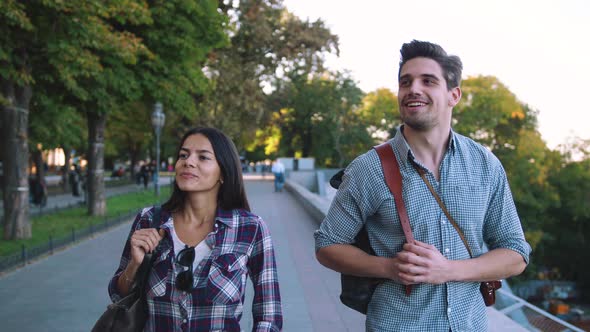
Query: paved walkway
0,179,364,332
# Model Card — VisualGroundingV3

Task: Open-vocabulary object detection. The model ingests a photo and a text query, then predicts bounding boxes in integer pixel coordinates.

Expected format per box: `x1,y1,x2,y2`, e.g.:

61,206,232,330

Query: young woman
108,127,282,331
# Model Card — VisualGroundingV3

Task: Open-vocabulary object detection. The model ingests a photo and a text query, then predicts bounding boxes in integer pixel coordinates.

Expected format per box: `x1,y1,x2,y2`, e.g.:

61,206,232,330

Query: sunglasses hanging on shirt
175,245,195,292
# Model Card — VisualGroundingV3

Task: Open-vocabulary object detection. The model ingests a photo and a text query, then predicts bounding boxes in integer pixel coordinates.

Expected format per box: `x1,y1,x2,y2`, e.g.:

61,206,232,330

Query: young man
314,40,531,331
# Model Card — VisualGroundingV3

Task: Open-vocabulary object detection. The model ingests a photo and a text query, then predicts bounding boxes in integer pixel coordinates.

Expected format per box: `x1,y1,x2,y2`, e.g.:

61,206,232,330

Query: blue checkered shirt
315,127,531,332
109,206,282,331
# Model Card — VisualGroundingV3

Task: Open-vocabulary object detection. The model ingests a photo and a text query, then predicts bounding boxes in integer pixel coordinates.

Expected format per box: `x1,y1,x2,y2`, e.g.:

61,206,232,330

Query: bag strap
374,143,415,296
412,165,474,258
374,143,415,245
134,205,161,296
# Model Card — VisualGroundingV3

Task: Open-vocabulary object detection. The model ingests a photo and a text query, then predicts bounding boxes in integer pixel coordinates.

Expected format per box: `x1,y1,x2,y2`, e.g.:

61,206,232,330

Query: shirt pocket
448,185,489,227
146,252,171,299
206,253,248,304
446,185,489,255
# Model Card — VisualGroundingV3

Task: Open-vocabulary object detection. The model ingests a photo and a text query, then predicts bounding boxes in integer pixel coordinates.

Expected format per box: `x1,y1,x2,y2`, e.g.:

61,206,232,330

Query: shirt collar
391,125,457,164
215,208,238,228
159,207,237,231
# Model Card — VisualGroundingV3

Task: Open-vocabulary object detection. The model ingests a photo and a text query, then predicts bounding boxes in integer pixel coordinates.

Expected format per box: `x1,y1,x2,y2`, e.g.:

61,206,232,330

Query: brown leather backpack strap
374,142,415,295
374,143,415,245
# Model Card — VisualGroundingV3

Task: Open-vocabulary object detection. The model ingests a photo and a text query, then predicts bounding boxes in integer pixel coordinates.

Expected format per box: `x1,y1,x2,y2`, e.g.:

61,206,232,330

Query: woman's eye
179,153,188,160
199,155,210,161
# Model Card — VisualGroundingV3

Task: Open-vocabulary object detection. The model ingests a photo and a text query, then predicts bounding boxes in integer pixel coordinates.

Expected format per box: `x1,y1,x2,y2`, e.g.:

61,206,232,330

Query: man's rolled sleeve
483,164,532,264
314,153,381,252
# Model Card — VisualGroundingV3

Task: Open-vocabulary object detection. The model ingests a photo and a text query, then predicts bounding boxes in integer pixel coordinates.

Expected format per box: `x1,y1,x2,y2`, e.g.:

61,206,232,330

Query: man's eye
400,80,410,87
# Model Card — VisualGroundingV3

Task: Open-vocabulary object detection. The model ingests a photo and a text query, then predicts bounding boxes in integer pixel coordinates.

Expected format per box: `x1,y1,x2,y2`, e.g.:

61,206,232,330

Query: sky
282,0,590,149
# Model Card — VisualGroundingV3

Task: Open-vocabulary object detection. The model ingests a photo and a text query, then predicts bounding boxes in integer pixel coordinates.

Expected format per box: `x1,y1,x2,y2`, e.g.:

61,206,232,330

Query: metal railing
496,288,586,331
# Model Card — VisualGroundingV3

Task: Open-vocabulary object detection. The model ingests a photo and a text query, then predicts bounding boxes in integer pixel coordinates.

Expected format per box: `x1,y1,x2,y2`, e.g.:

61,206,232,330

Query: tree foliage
201,0,339,149
1,0,226,237
267,72,365,167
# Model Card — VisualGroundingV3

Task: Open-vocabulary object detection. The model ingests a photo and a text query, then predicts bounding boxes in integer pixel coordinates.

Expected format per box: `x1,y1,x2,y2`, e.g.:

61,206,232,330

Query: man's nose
408,80,422,95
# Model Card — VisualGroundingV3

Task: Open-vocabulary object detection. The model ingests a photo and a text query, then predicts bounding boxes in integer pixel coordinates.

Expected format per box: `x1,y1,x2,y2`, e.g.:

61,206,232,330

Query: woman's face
175,134,222,195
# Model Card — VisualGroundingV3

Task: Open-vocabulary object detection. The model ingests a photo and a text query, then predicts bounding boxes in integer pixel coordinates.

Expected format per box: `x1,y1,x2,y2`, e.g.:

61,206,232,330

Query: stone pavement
0,179,364,332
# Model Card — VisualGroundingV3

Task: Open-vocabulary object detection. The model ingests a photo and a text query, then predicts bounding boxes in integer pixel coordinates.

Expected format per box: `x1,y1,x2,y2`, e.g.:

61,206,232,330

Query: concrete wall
287,170,317,192
287,168,342,195
278,158,315,171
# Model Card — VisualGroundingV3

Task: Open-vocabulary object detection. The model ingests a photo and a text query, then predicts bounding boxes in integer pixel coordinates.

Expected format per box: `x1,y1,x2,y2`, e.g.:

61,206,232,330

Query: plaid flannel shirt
109,206,282,332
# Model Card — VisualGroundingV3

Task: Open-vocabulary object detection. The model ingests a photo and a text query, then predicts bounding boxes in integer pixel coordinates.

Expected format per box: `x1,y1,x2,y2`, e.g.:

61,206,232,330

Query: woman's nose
184,155,197,167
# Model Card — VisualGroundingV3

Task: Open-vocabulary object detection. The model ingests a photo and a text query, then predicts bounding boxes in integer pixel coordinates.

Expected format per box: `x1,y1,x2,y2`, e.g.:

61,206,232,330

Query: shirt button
182,319,187,323
445,248,450,253
447,307,452,314
441,220,446,224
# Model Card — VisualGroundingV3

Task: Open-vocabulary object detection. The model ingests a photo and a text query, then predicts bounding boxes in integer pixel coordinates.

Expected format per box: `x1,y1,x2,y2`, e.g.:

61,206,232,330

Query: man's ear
448,87,462,107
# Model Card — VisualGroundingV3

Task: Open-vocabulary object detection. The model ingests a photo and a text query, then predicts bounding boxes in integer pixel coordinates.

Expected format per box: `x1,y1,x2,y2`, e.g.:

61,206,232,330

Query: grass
0,186,171,257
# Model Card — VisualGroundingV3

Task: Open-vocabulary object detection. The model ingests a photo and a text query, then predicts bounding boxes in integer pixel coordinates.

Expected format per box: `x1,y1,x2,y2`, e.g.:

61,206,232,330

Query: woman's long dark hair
162,127,250,212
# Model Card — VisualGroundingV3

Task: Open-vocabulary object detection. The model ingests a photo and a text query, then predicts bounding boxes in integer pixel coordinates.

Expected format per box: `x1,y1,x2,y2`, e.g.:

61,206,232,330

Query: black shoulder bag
337,143,415,314
91,205,161,332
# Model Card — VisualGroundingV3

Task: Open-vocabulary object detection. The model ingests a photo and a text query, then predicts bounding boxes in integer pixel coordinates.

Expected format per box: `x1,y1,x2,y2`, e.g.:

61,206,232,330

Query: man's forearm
449,248,526,282
316,244,392,279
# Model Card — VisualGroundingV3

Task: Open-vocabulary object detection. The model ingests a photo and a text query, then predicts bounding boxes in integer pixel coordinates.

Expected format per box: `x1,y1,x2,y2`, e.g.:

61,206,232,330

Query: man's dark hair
398,40,463,89
162,127,250,213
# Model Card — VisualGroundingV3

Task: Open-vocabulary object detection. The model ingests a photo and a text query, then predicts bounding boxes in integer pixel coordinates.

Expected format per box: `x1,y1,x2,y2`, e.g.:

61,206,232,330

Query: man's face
398,57,460,131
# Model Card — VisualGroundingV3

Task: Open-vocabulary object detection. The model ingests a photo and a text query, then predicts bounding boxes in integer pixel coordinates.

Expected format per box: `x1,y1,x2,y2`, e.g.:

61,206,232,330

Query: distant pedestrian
271,159,285,192
29,176,47,206
133,163,141,185
140,164,149,189
107,127,282,331
70,164,81,196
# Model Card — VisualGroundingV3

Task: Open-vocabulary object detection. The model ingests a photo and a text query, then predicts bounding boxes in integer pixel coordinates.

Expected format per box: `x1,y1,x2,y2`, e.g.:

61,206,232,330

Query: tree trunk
1,78,32,239
86,112,106,216
0,106,4,228
62,146,71,193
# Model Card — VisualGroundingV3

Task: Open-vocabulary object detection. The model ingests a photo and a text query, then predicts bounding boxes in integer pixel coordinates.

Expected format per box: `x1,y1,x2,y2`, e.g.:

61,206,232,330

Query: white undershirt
170,225,212,273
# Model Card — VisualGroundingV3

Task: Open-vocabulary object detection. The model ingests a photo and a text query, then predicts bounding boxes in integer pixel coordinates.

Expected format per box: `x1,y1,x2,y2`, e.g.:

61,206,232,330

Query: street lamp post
151,102,165,196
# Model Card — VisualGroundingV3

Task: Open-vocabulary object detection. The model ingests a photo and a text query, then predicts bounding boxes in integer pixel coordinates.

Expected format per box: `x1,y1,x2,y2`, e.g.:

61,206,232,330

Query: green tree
38,1,151,216
358,88,401,142
452,76,560,230
454,76,532,151
29,96,86,193
545,158,590,298
268,71,366,167
106,0,227,183
1,1,35,239
202,1,339,149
